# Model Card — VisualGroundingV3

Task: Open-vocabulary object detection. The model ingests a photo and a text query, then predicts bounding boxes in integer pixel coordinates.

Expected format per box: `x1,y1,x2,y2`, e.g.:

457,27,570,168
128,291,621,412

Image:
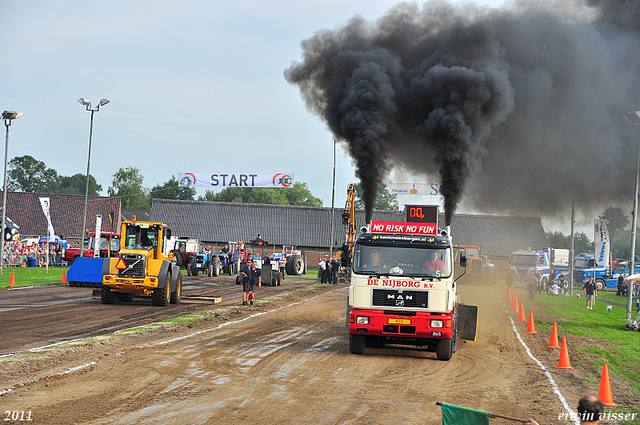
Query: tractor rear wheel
100,284,118,304
286,255,304,275
211,256,221,276
152,272,171,306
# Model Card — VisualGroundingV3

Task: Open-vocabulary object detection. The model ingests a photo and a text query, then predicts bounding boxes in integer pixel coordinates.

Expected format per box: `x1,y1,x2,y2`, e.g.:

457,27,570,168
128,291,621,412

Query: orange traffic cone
526,311,537,333
518,302,526,321
556,337,573,369
61,269,68,284
547,321,560,348
598,363,617,406
512,295,519,313
9,270,15,287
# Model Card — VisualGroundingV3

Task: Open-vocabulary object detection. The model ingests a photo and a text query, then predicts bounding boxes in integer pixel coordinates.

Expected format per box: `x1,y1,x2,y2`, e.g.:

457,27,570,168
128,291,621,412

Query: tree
150,175,195,201
574,231,593,255
108,166,150,209
599,206,629,234
546,231,569,249
353,182,399,211
197,182,322,206
8,155,59,192
57,173,102,196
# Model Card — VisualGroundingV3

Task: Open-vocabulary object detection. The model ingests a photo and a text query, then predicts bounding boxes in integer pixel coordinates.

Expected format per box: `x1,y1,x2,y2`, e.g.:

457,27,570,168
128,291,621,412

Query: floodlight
1,111,24,121
98,98,110,107
77,98,91,106
624,111,640,126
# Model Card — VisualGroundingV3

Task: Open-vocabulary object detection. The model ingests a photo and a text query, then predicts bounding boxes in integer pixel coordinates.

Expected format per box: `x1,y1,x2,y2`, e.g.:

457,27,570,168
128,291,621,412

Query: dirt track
0,281,636,424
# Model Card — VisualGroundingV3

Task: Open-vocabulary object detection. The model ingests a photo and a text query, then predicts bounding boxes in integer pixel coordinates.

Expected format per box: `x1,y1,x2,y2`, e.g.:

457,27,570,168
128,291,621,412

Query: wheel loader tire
100,283,118,304
152,272,171,306
170,273,182,304
117,293,133,302
211,256,221,276
286,255,304,275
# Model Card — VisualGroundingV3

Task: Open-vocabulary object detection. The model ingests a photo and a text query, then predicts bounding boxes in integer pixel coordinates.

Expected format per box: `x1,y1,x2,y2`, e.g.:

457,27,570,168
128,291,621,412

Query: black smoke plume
285,1,640,225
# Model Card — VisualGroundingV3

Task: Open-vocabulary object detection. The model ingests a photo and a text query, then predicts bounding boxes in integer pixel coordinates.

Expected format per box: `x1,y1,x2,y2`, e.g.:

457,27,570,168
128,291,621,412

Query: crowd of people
318,256,340,284
2,240,64,268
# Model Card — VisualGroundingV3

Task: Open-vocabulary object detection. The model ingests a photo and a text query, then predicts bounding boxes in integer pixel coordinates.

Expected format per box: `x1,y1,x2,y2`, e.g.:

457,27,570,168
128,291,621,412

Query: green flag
441,403,490,425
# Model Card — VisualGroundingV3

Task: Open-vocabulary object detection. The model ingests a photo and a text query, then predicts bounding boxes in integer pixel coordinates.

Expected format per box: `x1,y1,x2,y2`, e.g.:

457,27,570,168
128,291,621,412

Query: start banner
178,173,294,188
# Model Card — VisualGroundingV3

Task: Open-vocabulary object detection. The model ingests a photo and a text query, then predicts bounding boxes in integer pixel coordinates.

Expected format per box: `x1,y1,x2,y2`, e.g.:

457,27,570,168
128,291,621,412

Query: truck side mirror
460,248,467,268
165,228,171,239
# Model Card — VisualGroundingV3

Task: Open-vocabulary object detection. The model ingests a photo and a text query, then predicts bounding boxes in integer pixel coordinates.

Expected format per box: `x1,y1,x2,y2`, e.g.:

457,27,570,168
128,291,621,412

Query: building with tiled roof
150,199,549,259
1,191,121,245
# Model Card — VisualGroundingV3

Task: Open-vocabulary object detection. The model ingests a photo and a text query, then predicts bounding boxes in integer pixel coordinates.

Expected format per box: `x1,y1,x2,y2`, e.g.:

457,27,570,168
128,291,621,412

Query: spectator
523,394,604,425
527,270,537,299
616,273,624,296
534,269,543,294
240,259,261,306
583,276,597,310
505,269,513,288
558,271,565,289
330,256,340,284
318,257,327,284
279,255,286,280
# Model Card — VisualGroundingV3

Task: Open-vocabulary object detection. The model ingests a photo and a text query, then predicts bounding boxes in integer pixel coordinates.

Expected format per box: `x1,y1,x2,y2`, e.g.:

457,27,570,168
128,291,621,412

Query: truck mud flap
457,304,478,341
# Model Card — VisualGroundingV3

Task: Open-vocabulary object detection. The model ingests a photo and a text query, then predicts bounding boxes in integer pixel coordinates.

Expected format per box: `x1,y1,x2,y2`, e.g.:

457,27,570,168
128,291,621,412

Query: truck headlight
356,316,369,325
430,319,444,328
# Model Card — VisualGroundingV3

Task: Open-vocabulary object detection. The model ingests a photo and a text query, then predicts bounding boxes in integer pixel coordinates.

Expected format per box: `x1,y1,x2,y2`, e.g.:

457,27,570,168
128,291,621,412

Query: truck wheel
152,272,171,306
273,271,282,286
212,257,221,276
100,284,118,304
286,255,304,275
436,337,453,361
345,297,351,330
595,278,605,291
349,333,366,355
170,273,182,304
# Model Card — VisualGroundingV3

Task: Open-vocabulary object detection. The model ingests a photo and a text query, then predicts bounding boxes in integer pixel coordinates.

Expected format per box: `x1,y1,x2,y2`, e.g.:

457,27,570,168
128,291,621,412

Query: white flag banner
94,215,103,258
38,197,56,241
178,173,295,188
387,183,440,196
595,219,610,268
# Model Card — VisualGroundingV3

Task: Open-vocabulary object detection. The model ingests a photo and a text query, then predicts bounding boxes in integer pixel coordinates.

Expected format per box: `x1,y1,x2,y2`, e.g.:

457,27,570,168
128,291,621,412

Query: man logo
179,173,196,187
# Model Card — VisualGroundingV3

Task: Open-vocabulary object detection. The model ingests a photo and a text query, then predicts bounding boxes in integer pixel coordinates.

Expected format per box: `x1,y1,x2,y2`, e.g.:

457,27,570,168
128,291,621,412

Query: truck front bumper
348,308,453,339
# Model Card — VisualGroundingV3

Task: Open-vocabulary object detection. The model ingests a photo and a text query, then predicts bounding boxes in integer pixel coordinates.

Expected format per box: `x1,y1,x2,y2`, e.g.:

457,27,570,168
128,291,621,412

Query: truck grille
118,254,145,278
372,289,428,309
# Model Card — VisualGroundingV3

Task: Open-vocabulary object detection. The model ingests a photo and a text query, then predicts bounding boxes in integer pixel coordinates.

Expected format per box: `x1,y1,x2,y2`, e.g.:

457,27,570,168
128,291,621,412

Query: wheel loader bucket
457,304,478,341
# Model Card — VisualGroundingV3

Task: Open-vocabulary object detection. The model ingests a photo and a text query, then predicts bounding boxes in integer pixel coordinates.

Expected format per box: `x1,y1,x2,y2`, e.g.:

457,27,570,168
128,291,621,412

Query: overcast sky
3,0,593,235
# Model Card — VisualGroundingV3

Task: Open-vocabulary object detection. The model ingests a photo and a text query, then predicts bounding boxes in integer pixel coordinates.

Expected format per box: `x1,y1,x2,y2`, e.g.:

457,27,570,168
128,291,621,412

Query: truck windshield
574,258,588,268
464,247,480,257
511,255,538,267
353,245,451,277
88,237,120,251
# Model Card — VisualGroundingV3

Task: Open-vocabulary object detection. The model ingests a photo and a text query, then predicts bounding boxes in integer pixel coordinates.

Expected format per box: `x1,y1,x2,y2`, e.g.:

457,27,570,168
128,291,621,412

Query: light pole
78,98,109,257
624,111,640,322
1,111,24,276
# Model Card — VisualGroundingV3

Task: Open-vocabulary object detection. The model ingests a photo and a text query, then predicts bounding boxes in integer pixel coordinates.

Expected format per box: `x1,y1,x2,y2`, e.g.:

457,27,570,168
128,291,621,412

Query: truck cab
347,215,477,361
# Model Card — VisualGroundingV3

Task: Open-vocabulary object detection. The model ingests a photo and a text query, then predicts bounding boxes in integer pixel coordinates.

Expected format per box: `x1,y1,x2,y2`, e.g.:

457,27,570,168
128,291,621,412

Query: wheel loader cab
123,223,165,259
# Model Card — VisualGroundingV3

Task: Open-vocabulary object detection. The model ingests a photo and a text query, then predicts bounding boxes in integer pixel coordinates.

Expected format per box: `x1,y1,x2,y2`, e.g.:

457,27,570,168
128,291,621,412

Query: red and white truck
346,206,477,360
64,232,121,265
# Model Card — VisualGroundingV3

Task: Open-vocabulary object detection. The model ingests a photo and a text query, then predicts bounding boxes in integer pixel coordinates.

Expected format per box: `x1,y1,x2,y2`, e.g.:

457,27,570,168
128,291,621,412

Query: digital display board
404,205,439,224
